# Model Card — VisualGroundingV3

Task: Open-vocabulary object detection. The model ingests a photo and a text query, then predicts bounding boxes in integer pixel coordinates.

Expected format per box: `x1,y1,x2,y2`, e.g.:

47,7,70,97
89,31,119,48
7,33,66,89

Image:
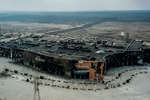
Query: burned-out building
0,36,150,81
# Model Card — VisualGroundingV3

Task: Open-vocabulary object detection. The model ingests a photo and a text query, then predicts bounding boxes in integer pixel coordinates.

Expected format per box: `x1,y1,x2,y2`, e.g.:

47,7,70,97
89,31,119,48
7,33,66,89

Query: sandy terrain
1,22,150,44
0,57,150,100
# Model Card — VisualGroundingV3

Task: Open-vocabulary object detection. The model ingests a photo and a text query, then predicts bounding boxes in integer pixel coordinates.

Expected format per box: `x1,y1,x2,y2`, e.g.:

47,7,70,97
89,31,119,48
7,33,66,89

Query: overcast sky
0,0,150,11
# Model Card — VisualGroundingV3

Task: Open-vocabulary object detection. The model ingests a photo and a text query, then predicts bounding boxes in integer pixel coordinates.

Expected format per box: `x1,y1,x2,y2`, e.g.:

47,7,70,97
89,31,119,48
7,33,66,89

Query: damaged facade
0,38,150,81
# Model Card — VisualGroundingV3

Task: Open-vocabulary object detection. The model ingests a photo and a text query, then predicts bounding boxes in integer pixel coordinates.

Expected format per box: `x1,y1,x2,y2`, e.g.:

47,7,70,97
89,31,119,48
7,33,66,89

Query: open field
1,21,150,43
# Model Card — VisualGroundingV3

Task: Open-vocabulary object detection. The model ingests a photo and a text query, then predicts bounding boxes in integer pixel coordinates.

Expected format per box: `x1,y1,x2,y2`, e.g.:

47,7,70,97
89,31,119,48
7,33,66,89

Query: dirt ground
0,57,150,100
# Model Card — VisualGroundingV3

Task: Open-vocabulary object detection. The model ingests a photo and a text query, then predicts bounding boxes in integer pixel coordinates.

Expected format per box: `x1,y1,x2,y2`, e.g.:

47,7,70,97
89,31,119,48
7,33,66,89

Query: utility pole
33,77,41,100
18,34,22,46
10,48,13,59
0,24,1,34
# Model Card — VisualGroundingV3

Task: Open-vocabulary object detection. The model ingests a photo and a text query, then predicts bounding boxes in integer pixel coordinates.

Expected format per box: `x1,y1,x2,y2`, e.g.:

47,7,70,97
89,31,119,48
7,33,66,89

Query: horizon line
0,9,150,13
